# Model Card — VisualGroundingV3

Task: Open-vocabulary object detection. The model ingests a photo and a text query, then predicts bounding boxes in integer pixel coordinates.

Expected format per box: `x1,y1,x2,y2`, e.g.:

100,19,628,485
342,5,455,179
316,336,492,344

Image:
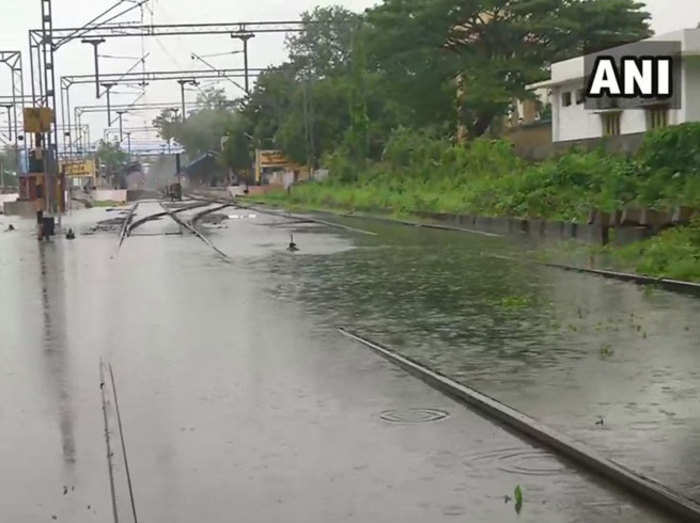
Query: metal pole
74,107,81,154
10,59,18,146
116,110,127,143
36,43,43,104
19,58,27,171
28,33,36,108
101,83,116,125
3,105,12,141
243,37,250,94
231,32,255,94
66,84,73,156
177,79,187,122
82,39,106,98
60,80,66,155
40,0,52,215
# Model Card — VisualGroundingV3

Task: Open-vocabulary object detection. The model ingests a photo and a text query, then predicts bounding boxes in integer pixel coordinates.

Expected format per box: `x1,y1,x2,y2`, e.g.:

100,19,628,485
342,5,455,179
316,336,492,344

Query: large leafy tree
221,114,253,176
367,0,652,137
153,88,240,158
95,140,129,186
286,6,362,78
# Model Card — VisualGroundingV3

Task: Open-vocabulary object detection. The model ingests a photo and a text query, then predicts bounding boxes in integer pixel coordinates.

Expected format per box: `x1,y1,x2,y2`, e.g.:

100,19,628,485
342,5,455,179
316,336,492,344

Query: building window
562,92,572,107
575,88,585,105
648,107,668,130
602,112,621,136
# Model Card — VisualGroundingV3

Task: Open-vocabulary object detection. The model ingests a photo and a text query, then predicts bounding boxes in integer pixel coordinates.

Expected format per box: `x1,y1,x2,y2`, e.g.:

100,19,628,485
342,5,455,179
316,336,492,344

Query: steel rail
158,201,230,260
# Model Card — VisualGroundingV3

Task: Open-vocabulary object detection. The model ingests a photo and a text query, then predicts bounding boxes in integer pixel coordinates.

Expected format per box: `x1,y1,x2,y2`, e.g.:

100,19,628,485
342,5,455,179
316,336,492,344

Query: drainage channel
337,327,700,522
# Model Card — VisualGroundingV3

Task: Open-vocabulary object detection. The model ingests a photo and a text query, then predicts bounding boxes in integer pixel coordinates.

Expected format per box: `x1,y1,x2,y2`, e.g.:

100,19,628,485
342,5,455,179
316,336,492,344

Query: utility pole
116,110,127,143
81,38,106,98
230,30,255,94
100,82,117,125
126,131,131,156
176,79,198,122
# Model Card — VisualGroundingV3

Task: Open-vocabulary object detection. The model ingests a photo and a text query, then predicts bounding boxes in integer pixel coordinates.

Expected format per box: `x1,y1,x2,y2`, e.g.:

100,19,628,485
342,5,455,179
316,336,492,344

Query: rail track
157,201,231,260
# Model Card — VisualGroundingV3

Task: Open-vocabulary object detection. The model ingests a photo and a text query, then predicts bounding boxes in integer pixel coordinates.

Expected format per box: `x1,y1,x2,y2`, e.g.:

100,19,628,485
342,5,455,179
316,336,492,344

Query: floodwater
0,201,695,522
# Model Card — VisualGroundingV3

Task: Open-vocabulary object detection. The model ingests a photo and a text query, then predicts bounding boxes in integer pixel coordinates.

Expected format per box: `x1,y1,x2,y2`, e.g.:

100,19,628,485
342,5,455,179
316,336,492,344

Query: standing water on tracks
0,205,693,522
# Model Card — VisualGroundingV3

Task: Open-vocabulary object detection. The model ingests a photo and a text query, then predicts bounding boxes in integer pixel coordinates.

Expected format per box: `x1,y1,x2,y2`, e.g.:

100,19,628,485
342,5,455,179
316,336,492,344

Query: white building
530,28,700,144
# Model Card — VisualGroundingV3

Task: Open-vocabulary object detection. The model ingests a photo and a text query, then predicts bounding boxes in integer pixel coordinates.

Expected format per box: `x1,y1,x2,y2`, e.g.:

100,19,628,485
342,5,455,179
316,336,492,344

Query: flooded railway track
157,201,231,260
117,203,139,249
338,327,700,522
99,359,140,523
126,201,210,236
114,199,230,259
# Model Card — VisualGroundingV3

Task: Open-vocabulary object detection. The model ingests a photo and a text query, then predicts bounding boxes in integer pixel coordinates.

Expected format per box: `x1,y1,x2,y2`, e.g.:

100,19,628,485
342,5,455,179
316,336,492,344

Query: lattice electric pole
1,104,12,141
39,0,60,215
0,52,25,167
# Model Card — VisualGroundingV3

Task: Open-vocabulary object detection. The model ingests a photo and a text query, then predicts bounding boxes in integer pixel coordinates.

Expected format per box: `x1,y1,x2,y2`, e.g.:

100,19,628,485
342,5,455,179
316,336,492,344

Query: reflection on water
246,218,700,501
38,243,76,465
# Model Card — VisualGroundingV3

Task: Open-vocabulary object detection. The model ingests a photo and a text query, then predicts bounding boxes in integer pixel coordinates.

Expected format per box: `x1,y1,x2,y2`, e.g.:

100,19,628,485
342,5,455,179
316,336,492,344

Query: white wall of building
94,189,127,202
538,28,700,143
552,82,601,142
0,193,19,206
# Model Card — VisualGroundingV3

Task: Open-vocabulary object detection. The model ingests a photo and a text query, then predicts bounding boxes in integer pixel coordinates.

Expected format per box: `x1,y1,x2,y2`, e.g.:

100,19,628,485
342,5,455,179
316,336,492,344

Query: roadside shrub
636,123,700,207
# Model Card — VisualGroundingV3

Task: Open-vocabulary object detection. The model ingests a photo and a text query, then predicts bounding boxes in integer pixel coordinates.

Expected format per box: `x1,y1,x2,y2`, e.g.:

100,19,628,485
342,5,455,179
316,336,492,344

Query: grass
608,219,700,282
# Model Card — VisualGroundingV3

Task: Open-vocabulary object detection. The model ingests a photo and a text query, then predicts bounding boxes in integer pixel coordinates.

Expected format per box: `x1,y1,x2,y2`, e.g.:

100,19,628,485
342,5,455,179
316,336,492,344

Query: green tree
221,114,253,178
95,140,129,186
367,0,652,137
152,108,181,143
153,89,239,159
0,148,20,187
344,23,370,164
286,6,362,78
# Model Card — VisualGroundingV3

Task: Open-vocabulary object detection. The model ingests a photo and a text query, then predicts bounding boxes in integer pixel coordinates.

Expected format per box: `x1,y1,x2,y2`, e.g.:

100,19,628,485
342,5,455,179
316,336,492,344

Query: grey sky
0,0,698,145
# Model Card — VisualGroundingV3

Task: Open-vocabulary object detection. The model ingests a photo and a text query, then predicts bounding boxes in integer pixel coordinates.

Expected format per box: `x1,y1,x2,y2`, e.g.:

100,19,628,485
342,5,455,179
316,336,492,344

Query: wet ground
0,201,696,522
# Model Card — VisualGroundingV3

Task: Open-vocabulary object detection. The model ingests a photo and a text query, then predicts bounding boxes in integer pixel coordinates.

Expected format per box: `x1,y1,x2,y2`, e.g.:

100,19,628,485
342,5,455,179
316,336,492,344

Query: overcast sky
0,0,698,147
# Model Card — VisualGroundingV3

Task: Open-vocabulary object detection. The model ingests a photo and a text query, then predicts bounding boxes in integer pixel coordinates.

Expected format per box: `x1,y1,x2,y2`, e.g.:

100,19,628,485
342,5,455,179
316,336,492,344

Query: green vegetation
610,219,700,282
261,124,700,220
491,294,537,310
514,484,523,514
91,200,126,207
599,343,615,359
95,140,129,187
147,2,700,282
153,1,650,176
0,148,20,187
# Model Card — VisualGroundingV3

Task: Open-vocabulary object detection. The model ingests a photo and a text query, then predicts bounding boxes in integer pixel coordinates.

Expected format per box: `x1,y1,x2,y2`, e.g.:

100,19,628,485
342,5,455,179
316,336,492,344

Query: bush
614,218,700,281
636,123,700,208
266,124,700,220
